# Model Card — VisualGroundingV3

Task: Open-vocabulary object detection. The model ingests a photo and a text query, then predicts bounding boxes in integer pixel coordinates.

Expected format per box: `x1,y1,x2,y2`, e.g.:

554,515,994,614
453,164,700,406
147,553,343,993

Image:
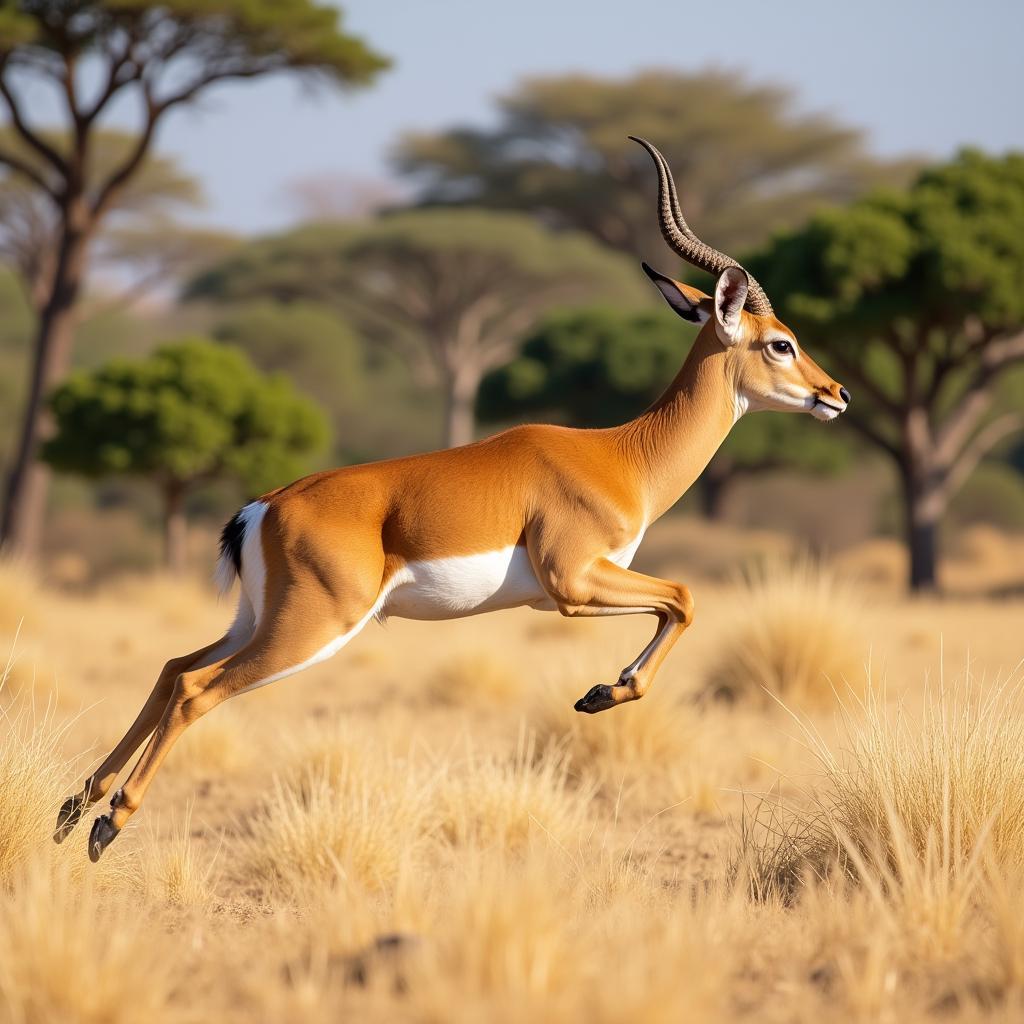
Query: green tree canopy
479,306,850,515
748,149,1024,590
43,338,329,570
189,210,646,447
395,70,918,260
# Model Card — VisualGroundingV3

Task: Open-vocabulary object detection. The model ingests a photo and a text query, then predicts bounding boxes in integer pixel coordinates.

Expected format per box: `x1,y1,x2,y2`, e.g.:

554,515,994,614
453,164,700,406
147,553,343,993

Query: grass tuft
144,806,219,906
239,726,436,899
738,669,1024,899
703,556,866,707
436,729,596,850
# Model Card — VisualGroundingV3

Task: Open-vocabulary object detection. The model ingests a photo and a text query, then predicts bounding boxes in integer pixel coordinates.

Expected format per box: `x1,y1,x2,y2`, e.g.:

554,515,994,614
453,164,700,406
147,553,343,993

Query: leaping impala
56,137,849,862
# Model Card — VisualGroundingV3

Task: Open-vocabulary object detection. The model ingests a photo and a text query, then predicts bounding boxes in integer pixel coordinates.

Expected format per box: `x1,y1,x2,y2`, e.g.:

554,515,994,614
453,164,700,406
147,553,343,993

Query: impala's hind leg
86,591,378,862
54,602,255,843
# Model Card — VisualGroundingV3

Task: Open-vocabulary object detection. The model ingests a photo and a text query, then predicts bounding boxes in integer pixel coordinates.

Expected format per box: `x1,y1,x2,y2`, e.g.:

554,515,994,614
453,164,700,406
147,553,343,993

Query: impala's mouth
811,398,845,422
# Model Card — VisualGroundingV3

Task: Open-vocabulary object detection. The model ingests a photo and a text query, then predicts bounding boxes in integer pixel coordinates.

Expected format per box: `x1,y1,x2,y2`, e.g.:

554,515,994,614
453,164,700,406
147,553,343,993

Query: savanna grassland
3,517,1024,1023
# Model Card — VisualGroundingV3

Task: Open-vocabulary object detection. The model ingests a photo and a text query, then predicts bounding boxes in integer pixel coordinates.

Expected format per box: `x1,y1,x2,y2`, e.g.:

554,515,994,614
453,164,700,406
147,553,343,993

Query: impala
56,137,849,861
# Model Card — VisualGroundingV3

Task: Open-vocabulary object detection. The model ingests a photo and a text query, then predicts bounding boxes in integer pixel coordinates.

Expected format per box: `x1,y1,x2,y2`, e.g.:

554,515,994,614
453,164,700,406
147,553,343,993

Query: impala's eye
770,340,794,357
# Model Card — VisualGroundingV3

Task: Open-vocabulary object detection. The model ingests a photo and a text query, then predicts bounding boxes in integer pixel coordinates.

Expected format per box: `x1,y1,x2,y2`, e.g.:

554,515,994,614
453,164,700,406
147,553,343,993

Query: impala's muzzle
811,384,850,422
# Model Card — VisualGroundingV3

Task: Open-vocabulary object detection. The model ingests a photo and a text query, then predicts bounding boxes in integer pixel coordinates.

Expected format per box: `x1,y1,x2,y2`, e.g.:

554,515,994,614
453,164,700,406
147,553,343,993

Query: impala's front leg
530,544,694,713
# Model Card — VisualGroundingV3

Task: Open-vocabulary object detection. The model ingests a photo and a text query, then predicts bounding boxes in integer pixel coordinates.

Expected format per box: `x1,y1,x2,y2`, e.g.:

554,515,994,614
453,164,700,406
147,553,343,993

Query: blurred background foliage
0,4,1021,588
43,339,327,571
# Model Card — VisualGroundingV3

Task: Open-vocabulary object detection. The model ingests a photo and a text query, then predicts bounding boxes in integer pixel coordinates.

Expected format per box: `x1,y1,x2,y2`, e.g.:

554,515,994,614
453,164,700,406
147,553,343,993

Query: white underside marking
382,529,647,622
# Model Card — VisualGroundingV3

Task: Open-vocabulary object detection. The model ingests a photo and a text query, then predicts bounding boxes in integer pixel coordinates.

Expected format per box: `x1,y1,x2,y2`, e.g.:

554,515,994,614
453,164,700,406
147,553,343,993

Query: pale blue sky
48,0,1024,232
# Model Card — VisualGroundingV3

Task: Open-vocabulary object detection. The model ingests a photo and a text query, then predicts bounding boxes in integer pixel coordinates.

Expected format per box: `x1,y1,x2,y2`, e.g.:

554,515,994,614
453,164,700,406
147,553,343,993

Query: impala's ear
642,263,710,324
713,266,748,346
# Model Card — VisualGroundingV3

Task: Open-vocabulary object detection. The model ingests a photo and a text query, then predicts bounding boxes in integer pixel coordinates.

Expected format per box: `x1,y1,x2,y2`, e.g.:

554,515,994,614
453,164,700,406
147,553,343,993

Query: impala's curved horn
629,135,774,317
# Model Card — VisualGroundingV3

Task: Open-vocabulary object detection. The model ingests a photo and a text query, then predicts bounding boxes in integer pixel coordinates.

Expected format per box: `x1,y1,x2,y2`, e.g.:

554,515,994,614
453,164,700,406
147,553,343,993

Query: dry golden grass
0,862,173,1024
104,572,224,630
0,675,74,884
238,730,436,899
533,674,699,803
703,556,868,707
389,844,744,1024
3,522,1024,1024
168,703,256,780
0,556,42,636
426,647,523,706
0,657,130,889
436,729,597,850
143,805,218,906
740,668,1024,898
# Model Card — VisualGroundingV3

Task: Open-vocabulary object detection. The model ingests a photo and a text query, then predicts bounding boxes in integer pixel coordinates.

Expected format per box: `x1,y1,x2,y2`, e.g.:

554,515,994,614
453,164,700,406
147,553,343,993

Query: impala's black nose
839,386,851,405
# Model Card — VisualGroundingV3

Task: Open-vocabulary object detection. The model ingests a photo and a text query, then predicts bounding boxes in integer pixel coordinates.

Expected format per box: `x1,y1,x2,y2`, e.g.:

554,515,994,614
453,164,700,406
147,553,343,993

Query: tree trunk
900,464,942,593
907,512,938,593
163,481,188,575
442,364,482,449
1,210,90,559
699,457,734,520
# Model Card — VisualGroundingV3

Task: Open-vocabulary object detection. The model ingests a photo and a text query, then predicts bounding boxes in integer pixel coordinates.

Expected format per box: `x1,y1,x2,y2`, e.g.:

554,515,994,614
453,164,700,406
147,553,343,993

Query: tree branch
0,67,67,175
82,39,140,124
91,65,273,218
0,146,56,197
983,329,1024,371
931,329,1024,467
846,414,901,462
61,50,81,130
934,383,995,468
828,346,902,418
90,83,160,217
938,413,1024,506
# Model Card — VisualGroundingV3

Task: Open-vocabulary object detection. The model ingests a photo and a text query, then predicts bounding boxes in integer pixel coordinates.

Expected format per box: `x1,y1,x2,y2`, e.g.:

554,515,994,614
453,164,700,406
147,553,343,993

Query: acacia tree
395,70,919,259
479,306,850,516
190,210,645,447
43,338,328,572
749,150,1024,591
0,1,387,557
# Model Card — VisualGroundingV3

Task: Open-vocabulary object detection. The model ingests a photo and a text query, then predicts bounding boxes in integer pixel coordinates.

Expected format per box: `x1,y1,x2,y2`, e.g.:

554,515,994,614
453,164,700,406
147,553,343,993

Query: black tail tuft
219,508,247,577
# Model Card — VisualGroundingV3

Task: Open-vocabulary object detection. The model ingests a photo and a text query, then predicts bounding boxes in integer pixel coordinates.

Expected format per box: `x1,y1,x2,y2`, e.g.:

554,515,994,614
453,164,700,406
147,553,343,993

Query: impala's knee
672,583,695,626
171,672,210,724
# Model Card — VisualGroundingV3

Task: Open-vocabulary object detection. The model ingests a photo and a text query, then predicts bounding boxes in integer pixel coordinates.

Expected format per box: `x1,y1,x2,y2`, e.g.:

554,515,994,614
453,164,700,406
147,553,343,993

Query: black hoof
88,814,119,863
54,794,85,844
574,684,618,714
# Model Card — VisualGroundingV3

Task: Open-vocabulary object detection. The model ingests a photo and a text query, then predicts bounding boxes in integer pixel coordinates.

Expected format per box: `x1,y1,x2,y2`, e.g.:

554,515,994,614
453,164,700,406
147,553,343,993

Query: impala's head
631,136,849,423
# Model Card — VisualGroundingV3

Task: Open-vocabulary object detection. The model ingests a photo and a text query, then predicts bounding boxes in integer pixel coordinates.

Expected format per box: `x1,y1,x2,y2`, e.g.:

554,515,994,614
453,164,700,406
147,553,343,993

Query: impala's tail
214,500,269,610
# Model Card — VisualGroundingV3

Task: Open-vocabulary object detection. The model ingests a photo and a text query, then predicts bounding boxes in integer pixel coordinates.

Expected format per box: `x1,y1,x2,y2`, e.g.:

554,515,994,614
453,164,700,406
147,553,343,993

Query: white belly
381,531,645,622
382,545,547,620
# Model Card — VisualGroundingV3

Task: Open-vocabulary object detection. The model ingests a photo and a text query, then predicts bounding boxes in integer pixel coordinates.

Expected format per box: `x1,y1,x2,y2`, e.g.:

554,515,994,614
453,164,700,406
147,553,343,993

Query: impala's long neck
614,328,741,522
